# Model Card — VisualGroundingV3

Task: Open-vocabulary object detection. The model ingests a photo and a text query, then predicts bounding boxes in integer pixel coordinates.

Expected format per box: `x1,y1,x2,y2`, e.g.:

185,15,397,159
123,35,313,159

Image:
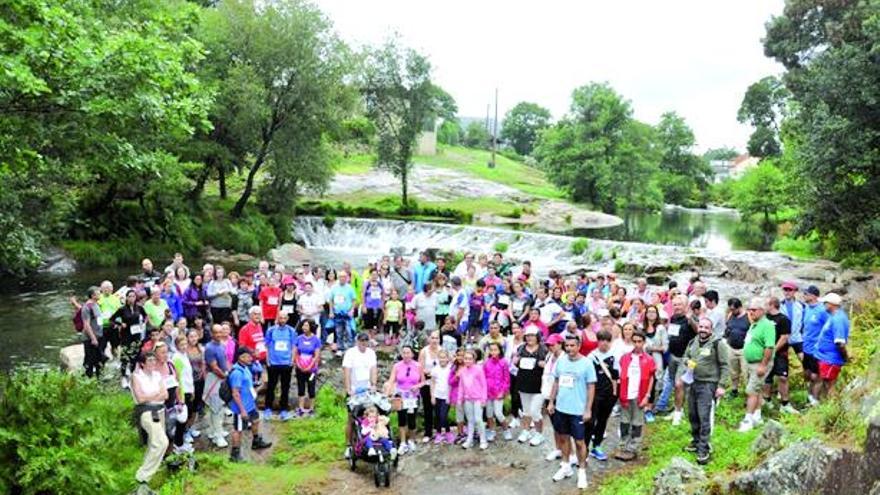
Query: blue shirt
552,354,597,416
264,324,296,366
815,310,849,366
204,341,228,372
412,262,436,294
228,363,256,414
782,299,805,344
329,284,356,314
802,302,829,356
161,291,183,323
295,334,322,356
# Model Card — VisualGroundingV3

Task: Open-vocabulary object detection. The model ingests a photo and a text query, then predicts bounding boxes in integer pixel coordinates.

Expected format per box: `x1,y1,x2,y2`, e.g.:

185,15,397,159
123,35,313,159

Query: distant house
710,159,732,183
729,154,760,178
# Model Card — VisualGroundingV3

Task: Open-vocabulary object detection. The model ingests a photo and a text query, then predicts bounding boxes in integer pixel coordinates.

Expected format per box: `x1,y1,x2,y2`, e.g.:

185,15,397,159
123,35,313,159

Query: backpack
218,367,241,404
72,302,96,333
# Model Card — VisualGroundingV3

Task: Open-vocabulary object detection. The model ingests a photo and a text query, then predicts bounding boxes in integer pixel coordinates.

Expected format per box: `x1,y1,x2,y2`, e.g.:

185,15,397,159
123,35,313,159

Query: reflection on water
579,207,772,253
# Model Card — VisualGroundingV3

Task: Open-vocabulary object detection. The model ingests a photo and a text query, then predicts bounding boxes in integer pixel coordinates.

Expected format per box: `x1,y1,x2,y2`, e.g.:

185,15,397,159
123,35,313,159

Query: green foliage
702,147,740,162
507,207,523,219
570,238,590,256
493,241,509,253
0,371,141,495
655,111,713,207
464,121,491,149
500,101,552,156
772,235,821,260
591,249,605,262
731,161,788,224
437,120,463,146
613,259,626,273
322,214,337,229
564,213,572,225
737,76,789,157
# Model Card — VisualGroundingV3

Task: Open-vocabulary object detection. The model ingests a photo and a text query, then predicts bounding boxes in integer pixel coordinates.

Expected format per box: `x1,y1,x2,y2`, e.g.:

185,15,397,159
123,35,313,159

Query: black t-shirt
667,314,697,358
725,313,750,350
767,312,791,353
516,344,548,393
590,350,619,399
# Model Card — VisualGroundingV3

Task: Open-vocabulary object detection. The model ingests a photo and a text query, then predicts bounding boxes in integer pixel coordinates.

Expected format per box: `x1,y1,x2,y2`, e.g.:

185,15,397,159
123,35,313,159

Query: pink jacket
483,357,510,400
448,363,462,405
457,363,487,404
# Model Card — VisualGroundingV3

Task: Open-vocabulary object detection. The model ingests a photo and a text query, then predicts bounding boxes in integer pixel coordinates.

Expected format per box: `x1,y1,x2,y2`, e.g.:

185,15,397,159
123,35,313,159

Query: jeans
334,313,354,352
435,398,450,432
656,368,674,412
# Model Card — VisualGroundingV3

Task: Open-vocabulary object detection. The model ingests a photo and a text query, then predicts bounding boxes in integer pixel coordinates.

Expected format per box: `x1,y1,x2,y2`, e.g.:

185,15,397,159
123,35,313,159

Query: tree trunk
188,164,211,202
401,163,408,211
219,167,227,200
231,146,269,218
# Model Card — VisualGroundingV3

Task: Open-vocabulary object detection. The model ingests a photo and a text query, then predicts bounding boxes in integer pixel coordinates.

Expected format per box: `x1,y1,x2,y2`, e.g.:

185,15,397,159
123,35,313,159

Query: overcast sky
314,0,785,152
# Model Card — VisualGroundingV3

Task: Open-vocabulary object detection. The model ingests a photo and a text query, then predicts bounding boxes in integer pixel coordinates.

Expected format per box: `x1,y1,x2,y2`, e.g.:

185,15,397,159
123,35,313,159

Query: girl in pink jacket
448,348,466,442
457,348,488,449
483,342,513,441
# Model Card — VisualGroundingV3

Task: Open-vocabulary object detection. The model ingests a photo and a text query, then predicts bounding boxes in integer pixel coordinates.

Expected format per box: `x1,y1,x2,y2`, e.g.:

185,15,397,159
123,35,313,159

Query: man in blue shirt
801,285,829,406
547,334,597,490
263,312,296,421
412,251,436,295
780,281,805,359
814,293,849,400
329,272,357,356
229,347,272,462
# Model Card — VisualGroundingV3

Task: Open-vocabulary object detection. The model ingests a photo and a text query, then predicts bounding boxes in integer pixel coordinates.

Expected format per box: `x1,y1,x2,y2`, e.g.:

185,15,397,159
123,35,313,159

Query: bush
493,241,509,253
570,237,590,255
564,213,572,225
614,259,626,273
322,214,336,229
0,371,141,495
507,207,522,219
591,249,605,262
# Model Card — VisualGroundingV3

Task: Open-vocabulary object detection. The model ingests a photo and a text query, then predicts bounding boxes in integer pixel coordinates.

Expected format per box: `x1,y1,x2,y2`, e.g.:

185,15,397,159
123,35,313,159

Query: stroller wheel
373,463,382,487
383,463,391,487
348,450,356,471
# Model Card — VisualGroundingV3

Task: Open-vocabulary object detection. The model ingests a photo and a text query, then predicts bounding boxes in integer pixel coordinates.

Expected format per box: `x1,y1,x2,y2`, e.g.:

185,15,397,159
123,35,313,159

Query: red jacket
618,351,655,408
239,320,266,362
579,329,598,357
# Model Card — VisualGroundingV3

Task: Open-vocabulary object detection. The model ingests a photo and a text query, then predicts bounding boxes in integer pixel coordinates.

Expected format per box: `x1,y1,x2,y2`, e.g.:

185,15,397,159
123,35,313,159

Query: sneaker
683,442,698,453
433,433,444,445
421,436,431,444
262,409,273,421
611,405,621,417
279,410,292,421
577,468,588,489
219,430,229,438
173,443,194,455
389,447,398,459
503,428,513,441
672,410,682,426
229,447,243,463
444,432,456,444
212,436,229,448
517,429,532,443
367,447,377,456
479,442,489,450
737,418,754,433
510,417,521,429
462,440,473,449
344,446,352,459
780,404,800,415
189,427,201,439
407,440,417,452
752,414,764,425
252,436,272,450
590,447,608,461
645,411,656,423
335,350,343,357
552,463,574,482
486,430,497,442
224,407,233,417
545,449,562,461
807,395,820,407
569,453,578,466
121,376,130,389
696,451,711,465
184,432,194,444
529,432,544,446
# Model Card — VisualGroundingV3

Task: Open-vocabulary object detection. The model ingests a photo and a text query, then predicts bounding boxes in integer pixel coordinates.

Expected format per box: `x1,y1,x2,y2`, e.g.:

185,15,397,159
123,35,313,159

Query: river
0,206,775,370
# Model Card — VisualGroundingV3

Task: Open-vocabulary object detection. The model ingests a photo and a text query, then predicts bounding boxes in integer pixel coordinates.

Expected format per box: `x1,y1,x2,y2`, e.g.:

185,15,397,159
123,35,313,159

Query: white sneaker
577,468,588,489
367,447,377,456
780,404,800,415
503,429,513,441
510,417,521,429
737,418,754,433
569,453,578,466
479,442,488,450
219,430,229,438
518,429,532,443
189,428,201,438
752,414,764,425
486,430,497,442
173,443,194,454
344,446,352,459
212,436,228,448
672,410,682,426
545,449,562,461
121,376,130,389
462,440,473,449
807,395,820,407
407,440,417,452
529,432,544,446
398,444,408,455
552,463,574,482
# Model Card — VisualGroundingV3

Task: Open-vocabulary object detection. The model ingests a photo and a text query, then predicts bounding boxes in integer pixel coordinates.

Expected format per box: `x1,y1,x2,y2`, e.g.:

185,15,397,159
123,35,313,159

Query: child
468,281,486,343
361,406,396,458
404,286,416,333
384,288,403,346
440,318,459,353
614,330,654,461
362,277,384,342
448,347,466,443
483,342,513,441
430,350,455,443
457,348,488,449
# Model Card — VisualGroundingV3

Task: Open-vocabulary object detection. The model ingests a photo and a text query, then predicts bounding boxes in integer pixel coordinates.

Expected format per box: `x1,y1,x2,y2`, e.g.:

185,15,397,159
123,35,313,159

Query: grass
493,241,509,253
773,235,821,260
306,192,522,219
334,153,376,175
570,237,590,256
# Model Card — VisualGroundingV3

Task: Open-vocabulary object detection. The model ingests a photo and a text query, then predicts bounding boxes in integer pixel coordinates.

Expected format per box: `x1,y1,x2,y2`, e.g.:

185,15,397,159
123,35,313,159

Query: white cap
820,293,843,306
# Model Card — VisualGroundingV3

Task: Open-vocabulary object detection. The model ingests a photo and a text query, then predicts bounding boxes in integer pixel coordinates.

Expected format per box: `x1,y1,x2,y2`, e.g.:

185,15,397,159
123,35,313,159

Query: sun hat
820,293,843,306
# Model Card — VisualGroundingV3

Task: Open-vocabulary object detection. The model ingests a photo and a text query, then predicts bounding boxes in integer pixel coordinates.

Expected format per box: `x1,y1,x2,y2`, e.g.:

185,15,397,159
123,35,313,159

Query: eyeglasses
698,325,712,329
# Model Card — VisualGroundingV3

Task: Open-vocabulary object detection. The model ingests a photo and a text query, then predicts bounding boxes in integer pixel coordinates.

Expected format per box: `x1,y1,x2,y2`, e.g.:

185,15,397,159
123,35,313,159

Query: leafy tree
737,76,789,157
464,121,491,149
731,161,788,224
703,147,740,162
437,120,463,146
431,85,459,122
655,112,713,207
500,102,552,155
195,0,351,218
362,39,437,210
762,0,880,253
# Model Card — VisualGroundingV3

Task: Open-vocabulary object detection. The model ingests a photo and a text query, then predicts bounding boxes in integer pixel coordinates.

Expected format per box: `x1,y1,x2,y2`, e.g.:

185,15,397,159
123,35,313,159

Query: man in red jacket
238,306,267,363
615,330,655,461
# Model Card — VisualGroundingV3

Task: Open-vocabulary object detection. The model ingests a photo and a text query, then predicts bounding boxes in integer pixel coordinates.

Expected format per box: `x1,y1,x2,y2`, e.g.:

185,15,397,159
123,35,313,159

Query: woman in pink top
483,342,513,441
457,348,488,449
386,345,423,455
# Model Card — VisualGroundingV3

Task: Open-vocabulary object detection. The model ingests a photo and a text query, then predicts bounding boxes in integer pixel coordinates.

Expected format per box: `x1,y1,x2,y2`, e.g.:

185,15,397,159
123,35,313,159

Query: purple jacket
183,285,208,320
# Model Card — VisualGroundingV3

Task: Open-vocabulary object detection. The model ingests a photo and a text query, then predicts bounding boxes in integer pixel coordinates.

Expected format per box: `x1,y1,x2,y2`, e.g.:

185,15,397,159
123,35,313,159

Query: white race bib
281,305,295,315
668,324,680,337
402,397,418,412
334,294,346,305
559,374,575,389
130,324,144,335
267,296,279,306
520,357,537,370
96,315,104,328
255,342,267,354
370,288,382,300
274,340,289,352
498,295,510,306
512,300,525,313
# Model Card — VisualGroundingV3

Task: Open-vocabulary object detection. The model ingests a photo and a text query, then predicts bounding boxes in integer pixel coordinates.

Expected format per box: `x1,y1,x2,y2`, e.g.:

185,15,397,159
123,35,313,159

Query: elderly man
737,297,776,432
814,293,849,400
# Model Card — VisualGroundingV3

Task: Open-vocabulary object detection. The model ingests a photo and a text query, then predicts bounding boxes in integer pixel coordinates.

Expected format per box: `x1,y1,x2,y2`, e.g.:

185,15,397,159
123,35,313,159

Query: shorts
667,356,687,383
551,411,587,440
819,361,842,382
233,410,259,431
746,362,766,395
803,353,820,374
764,354,789,383
790,342,803,355
519,392,543,419
620,399,646,427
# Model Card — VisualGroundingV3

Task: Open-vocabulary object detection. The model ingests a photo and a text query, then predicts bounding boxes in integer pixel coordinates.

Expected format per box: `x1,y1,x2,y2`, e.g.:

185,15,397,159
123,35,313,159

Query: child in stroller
360,406,396,458
347,392,398,487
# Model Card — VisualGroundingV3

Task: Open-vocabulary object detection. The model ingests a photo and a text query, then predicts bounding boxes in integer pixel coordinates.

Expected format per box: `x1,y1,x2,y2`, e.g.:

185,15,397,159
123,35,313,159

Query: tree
195,0,351,218
362,39,437,210
762,0,880,253
737,76,789,157
731,161,787,224
500,102,552,155
655,112,714,207
703,147,740,162
437,120,463,146
464,121,491,149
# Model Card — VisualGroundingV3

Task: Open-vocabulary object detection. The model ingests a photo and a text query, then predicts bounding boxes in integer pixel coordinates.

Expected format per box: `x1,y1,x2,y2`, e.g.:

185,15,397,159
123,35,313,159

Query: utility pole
489,88,498,168
485,104,490,131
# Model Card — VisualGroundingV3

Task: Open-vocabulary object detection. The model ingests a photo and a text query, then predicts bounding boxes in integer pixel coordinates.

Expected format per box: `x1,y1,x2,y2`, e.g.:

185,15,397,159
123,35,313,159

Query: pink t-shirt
393,360,422,397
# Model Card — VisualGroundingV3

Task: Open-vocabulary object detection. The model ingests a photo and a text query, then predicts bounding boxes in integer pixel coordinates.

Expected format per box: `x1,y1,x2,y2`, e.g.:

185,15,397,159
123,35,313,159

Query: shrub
0,371,141,495
507,207,523,219
493,241,509,253
564,213,572,225
591,249,605,262
614,260,626,273
570,237,590,255
322,214,336,229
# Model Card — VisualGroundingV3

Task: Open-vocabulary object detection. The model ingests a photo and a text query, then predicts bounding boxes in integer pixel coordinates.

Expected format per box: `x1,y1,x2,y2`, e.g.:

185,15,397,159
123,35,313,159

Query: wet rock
267,242,312,267
732,440,840,495
202,246,256,265
60,344,83,372
653,457,707,495
39,247,76,274
751,419,785,456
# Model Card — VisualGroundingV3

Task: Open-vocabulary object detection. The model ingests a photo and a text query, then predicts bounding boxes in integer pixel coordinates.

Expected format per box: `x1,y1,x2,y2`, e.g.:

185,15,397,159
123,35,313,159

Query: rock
202,246,257,265
39,247,76,274
732,440,841,495
653,457,708,495
60,344,84,372
267,242,313,268
751,419,785,456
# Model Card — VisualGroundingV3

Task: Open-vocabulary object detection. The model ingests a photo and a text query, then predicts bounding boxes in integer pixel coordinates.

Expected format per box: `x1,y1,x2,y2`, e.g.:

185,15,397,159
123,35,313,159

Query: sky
313,0,786,153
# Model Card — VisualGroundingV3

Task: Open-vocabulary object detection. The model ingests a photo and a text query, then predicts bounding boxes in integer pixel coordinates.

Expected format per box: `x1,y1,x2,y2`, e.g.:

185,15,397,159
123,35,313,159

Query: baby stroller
347,391,399,488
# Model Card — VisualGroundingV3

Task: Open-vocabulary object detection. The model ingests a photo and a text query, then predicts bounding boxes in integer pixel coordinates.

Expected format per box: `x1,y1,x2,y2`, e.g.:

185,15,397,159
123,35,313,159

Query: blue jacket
781,298,805,344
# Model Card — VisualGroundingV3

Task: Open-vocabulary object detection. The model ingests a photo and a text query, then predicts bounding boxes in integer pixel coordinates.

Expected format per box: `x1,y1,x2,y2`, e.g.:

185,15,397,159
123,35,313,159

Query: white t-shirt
451,288,470,322
413,292,439,330
298,292,324,318
133,369,164,404
432,364,452,401
342,347,377,394
626,357,641,401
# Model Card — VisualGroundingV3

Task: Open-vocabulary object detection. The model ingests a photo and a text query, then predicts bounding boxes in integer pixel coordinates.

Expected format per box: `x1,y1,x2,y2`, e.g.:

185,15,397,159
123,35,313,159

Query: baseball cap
546,334,563,346
235,346,254,360
820,293,842,306
805,285,821,297
356,332,370,341
450,276,462,286
781,281,798,291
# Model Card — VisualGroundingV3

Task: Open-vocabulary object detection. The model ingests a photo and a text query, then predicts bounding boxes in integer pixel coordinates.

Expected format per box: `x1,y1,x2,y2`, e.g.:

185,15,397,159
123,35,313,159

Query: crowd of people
70,250,852,492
